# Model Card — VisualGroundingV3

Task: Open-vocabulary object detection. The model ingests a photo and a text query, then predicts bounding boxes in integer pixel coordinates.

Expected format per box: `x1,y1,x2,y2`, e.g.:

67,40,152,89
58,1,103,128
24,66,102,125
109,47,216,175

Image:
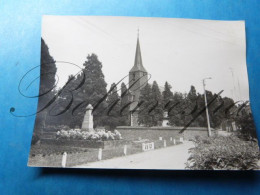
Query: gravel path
74,141,194,170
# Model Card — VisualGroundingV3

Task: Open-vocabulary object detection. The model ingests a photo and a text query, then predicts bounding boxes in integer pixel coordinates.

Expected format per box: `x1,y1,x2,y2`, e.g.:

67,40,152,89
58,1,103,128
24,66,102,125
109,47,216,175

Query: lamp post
203,77,212,137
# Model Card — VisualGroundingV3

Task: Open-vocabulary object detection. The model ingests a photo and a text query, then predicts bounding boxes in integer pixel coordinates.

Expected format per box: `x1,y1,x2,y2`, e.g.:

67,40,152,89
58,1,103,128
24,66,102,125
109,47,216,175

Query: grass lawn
28,138,182,167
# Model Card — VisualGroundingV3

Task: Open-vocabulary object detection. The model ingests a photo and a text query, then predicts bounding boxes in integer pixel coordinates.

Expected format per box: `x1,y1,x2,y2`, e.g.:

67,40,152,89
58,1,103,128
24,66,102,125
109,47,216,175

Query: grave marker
61,152,67,168
123,145,127,155
98,148,102,160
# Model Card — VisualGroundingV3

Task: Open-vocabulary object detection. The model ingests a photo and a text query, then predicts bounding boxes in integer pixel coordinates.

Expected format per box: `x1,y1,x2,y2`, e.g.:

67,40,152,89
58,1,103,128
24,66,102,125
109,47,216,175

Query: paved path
74,141,194,170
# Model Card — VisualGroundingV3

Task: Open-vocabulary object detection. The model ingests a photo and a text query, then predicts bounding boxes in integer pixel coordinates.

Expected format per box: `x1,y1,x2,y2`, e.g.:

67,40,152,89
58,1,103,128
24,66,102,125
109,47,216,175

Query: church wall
116,126,217,141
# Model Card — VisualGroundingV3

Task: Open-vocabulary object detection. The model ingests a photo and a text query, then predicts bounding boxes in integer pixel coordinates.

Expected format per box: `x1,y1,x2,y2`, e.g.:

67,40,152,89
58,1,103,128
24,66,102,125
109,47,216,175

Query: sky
41,16,249,101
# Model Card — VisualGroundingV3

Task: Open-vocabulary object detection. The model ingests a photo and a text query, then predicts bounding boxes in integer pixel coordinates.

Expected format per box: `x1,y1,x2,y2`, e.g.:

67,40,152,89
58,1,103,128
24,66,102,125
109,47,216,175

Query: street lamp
203,77,212,137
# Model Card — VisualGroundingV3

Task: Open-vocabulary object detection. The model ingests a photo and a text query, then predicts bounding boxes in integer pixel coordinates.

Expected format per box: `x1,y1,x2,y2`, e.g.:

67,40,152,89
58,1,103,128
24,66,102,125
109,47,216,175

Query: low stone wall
117,128,182,141
183,129,214,140
116,126,216,141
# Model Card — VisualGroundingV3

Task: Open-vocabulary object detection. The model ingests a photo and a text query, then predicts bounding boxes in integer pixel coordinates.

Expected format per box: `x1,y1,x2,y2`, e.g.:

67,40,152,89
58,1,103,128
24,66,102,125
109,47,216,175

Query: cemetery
28,103,185,167
28,31,258,169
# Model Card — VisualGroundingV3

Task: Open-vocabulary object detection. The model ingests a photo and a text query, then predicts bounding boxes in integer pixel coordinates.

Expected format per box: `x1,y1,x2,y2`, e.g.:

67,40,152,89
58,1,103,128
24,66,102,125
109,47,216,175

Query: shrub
186,136,260,170
56,129,122,141
235,113,257,139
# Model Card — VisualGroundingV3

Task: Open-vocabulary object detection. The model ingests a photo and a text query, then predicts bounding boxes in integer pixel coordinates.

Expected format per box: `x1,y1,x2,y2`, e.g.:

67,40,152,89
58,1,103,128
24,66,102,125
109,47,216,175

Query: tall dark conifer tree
168,92,185,126
34,38,57,136
138,83,153,126
105,83,121,130
120,82,130,125
187,85,197,103
162,81,174,111
150,81,164,126
185,85,199,126
70,54,108,128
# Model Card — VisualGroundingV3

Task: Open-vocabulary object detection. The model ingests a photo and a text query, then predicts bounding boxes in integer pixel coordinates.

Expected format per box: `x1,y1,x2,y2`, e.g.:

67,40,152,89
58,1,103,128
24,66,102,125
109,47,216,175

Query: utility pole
203,77,212,137
229,67,237,100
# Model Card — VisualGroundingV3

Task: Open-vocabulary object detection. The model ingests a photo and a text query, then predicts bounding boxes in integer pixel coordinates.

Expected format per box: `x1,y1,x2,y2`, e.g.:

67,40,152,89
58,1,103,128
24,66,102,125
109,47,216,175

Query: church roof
130,37,147,73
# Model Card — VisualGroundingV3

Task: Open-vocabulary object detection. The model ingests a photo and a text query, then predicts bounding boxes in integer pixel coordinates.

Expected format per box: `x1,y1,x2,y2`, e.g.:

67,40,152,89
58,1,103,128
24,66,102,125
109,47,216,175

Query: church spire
130,30,147,73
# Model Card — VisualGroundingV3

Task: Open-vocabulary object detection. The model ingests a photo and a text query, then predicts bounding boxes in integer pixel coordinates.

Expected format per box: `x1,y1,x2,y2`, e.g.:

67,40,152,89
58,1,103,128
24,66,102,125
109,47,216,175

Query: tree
187,85,197,103
150,81,164,126
34,38,57,137
162,81,174,110
120,82,130,125
50,74,83,128
184,85,199,127
104,83,122,130
138,83,153,126
235,106,257,139
168,92,185,126
70,54,108,128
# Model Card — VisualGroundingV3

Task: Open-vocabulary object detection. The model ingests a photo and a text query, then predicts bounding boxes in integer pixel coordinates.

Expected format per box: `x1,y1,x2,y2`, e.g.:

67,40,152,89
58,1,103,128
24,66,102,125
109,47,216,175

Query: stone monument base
81,104,94,132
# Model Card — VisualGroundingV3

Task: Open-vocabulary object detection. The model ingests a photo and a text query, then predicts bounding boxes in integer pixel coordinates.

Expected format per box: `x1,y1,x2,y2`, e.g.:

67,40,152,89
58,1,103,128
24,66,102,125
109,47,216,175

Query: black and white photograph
27,16,259,170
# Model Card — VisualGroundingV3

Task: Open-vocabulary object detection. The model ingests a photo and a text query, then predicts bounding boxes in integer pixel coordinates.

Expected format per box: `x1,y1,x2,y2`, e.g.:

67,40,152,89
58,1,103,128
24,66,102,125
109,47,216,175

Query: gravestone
81,104,94,132
123,145,127,155
61,152,67,168
98,148,102,161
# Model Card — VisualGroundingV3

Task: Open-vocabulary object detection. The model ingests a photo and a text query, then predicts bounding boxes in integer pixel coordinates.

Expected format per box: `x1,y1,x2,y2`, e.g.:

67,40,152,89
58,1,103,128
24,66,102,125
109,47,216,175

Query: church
128,34,148,126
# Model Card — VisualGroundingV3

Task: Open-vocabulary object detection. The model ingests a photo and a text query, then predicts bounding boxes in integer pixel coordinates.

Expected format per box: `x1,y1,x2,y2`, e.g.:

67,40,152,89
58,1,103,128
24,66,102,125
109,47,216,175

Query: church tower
129,32,148,126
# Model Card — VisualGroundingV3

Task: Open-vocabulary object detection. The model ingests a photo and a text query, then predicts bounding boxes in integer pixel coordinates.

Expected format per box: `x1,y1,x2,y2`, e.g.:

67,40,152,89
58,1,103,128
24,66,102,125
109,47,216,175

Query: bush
56,129,122,141
186,136,260,170
235,113,257,139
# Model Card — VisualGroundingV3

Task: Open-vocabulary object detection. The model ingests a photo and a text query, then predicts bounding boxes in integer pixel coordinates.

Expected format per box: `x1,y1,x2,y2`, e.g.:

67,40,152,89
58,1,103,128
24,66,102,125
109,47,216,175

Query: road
74,141,194,170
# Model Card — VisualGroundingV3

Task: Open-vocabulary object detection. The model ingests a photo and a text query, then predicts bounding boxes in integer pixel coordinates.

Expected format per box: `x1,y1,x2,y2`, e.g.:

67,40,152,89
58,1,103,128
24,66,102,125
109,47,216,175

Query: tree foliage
120,82,130,125
37,45,256,139
39,38,57,98
162,81,174,107
70,54,108,128
34,38,57,135
105,83,121,130
150,81,164,126
138,83,153,126
235,106,257,139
